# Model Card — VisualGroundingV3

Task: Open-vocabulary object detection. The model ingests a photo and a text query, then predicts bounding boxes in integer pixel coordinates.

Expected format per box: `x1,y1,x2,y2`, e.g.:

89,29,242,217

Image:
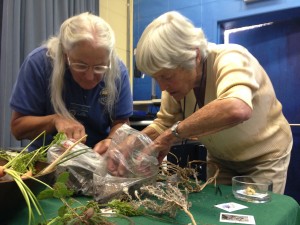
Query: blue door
226,17,300,201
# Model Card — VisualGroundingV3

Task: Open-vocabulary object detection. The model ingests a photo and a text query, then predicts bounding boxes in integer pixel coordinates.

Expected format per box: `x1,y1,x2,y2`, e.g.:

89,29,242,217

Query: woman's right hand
54,115,87,143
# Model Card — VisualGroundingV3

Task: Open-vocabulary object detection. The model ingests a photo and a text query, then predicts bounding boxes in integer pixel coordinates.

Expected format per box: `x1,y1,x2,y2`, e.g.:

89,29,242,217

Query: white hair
136,11,208,75
45,12,120,120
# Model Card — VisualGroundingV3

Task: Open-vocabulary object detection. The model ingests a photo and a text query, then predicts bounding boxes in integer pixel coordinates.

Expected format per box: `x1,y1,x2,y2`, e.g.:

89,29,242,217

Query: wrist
50,114,60,133
171,121,182,139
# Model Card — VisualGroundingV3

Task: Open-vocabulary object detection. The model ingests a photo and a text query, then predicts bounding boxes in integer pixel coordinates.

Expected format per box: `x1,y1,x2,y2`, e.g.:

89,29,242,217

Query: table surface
5,184,300,225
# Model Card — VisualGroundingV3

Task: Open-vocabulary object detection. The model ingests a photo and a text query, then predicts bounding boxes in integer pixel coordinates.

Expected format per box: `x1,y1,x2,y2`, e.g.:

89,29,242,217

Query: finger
72,130,81,140
117,163,128,177
75,122,86,135
106,150,124,176
93,143,103,154
108,149,130,177
107,159,117,174
80,134,87,143
94,140,109,154
136,153,159,176
157,153,166,164
141,143,158,158
64,129,74,139
106,156,117,174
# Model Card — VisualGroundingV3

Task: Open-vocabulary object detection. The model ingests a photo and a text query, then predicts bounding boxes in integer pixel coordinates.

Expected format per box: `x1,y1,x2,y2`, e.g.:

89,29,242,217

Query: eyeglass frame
67,56,110,75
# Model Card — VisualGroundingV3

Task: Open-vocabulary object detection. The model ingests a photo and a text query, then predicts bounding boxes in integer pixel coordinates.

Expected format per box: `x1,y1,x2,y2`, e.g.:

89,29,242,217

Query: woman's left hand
93,138,112,154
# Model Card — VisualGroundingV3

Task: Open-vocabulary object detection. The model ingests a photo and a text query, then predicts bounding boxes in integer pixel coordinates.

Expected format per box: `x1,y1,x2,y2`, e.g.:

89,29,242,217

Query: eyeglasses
67,56,110,75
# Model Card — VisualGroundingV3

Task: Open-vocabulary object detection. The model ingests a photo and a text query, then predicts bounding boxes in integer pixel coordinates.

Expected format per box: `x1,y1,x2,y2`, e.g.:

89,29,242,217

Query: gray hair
45,12,120,120
136,11,208,76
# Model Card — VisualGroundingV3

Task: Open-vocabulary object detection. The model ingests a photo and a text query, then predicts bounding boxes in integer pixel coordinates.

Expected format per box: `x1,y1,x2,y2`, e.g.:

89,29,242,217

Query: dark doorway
221,10,300,202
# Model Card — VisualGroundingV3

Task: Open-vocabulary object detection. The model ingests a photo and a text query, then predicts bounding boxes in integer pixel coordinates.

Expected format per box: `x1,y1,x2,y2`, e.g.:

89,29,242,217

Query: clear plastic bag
105,123,159,177
47,124,159,202
94,123,159,203
47,140,105,196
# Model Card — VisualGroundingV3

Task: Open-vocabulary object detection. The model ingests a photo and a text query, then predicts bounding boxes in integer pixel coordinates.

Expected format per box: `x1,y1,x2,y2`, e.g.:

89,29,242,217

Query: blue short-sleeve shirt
10,46,133,149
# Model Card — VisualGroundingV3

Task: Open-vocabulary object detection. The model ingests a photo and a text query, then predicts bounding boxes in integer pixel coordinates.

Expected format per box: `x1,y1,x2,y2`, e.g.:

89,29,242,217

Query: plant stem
40,135,87,175
4,131,46,169
182,207,197,225
57,148,89,165
5,169,45,225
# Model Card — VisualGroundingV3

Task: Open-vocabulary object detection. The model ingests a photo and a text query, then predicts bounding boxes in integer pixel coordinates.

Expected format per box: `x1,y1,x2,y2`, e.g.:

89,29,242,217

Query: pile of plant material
1,130,220,225
37,159,219,225
0,132,88,225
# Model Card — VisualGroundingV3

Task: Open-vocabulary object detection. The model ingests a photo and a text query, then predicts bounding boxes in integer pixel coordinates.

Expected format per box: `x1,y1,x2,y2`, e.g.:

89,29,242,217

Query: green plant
0,132,88,225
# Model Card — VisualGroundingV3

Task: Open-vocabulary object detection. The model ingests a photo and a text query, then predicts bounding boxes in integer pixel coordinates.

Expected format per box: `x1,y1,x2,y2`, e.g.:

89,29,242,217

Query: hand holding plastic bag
105,123,159,178
93,124,159,203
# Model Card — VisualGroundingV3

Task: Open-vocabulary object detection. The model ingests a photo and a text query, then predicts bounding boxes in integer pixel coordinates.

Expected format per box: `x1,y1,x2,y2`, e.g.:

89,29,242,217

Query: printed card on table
215,202,248,212
220,212,256,224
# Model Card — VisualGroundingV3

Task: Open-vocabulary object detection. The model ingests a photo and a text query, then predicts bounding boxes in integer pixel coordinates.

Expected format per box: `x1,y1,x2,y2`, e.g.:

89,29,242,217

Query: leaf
53,182,74,198
37,188,55,200
51,132,67,146
53,220,64,225
58,205,67,217
0,150,12,161
56,171,70,184
108,199,144,216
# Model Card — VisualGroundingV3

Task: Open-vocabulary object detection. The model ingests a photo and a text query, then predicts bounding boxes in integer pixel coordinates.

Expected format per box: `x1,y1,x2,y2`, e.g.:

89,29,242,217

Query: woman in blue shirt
10,12,133,153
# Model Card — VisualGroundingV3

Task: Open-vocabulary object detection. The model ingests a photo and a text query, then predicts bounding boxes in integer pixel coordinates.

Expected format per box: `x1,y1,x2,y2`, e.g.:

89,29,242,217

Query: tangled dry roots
124,160,219,225
158,160,219,193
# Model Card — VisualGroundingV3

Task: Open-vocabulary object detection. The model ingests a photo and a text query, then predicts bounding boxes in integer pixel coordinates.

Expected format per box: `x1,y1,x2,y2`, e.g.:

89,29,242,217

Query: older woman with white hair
10,12,133,154
135,11,292,194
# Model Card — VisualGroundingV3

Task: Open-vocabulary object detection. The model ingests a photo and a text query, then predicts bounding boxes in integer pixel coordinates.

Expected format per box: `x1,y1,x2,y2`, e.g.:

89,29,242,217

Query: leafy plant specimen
38,172,132,225
35,148,219,225
0,132,55,225
0,132,88,225
107,199,144,217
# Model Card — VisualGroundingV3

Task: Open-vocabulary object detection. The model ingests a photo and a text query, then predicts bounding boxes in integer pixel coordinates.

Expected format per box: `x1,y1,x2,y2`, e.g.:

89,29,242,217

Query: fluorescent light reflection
224,22,273,44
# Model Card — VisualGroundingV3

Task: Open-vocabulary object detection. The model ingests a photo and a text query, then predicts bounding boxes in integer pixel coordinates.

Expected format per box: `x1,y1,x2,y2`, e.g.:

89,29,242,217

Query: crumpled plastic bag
94,123,159,203
47,124,159,202
105,124,159,178
47,139,105,196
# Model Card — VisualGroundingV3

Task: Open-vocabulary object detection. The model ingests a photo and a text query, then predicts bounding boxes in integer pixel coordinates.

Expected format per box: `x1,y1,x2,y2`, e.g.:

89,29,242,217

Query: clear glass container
232,176,273,203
